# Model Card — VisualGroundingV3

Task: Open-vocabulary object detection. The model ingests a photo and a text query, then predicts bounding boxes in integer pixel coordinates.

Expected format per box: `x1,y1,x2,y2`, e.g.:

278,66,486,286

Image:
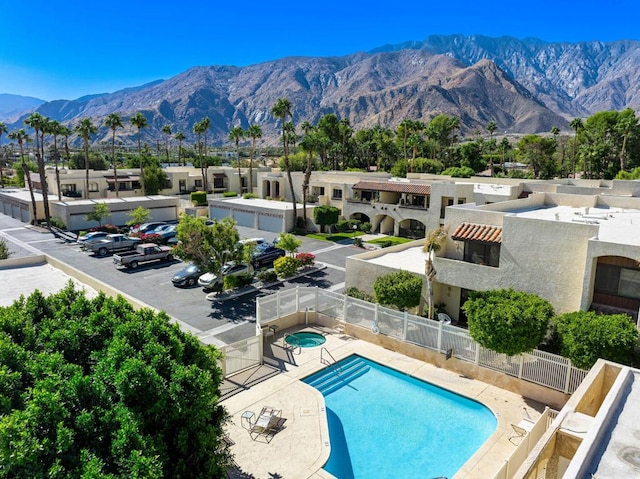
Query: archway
399,218,426,239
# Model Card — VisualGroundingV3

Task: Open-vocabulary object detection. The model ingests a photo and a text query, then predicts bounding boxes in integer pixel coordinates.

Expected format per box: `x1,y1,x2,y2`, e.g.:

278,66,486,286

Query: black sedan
251,243,285,268
171,263,203,287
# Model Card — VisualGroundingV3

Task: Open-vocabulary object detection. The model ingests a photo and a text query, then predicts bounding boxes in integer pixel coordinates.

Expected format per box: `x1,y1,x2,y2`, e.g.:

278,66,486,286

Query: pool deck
222,325,544,479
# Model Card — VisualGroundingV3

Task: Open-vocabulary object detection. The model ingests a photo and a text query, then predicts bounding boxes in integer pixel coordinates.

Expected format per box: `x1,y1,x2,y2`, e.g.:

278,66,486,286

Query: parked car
85,234,142,256
146,224,177,242
251,243,286,268
171,263,203,287
129,222,167,235
198,262,253,291
113,243,174,269
77,231,110,246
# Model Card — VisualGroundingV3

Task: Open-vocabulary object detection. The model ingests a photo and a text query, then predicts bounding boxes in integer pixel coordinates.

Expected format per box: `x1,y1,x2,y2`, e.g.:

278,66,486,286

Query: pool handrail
320,347,341,374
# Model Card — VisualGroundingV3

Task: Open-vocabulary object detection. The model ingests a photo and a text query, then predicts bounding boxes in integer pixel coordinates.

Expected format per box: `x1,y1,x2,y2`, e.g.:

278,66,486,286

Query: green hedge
191,191,207,206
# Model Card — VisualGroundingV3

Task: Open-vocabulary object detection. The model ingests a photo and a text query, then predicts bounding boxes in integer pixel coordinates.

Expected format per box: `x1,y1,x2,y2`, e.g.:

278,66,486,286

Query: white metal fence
257,287,589,395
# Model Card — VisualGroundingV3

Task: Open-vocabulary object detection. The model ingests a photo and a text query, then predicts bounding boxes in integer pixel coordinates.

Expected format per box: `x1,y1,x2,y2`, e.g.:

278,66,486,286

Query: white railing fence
257,287,589,395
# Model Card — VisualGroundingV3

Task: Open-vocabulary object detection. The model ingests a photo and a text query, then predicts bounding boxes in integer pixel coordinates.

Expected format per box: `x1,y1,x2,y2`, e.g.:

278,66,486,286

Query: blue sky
1,0,637,101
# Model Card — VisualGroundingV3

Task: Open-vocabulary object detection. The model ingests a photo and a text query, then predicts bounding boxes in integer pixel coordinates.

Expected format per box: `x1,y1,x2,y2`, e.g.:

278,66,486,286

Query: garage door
233,211,255,228
258,214,282,233
211,207,230,220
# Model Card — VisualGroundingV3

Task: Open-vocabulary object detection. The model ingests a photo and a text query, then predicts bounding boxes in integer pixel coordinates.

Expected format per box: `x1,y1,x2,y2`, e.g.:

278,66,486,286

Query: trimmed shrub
360,222,372,233
0,238,11,260
295,252,315,267
223,273,253,290
139,233,163,245
273,256,301,278
50,217,66,229
373,270,423,311
222,191,238,198
242,193,258,199
256,268,277,283
190,191,207,206
345,287,374,303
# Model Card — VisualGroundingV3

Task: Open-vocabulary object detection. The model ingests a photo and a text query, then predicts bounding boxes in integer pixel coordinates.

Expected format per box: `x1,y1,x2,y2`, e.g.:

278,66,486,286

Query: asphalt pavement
0,216,362,345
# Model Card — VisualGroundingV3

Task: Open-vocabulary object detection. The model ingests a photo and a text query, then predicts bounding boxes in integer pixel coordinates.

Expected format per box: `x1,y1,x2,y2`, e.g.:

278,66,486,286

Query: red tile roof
352,181,431,195
451,223,502,244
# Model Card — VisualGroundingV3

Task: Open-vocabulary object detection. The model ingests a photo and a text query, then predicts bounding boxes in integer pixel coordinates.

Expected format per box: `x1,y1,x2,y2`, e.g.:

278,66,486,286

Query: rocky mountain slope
0,94,45,120
5,35,640,145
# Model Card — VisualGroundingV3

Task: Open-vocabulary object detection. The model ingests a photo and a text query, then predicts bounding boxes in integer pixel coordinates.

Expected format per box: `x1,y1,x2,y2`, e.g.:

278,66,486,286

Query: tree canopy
0,283,230,478
464,289,555,356
553,311,639,369
313,205,340,233
373,270,423,311
85,202,110,227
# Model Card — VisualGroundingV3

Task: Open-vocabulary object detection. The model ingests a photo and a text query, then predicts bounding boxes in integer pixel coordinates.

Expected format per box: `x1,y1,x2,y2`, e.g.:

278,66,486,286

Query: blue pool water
303,355,497,479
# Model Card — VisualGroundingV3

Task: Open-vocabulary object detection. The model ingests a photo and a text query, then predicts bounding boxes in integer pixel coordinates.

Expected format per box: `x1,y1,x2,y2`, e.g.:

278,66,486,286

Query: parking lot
0,217,360,345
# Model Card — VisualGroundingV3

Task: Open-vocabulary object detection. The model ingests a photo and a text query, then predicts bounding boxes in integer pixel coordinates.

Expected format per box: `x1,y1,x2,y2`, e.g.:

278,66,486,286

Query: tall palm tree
8,129,37,224
47,120,63,201
104,113,124,197
24,112,51,227
0,121,7,188
486,121,497,176
161,125,172,164
299,123,320,230
129,112,148,194
75,119,98,199
228,126,245,193
271,98,297,222
423,227,448,320
569,118,583,179
59,124,71,168
193,120,207,192
174,131,185,166
246,124,262,193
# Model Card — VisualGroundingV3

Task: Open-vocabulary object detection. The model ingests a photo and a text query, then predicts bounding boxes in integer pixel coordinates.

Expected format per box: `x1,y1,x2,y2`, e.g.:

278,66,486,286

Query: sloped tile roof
451,223,502,244
352,181,431,195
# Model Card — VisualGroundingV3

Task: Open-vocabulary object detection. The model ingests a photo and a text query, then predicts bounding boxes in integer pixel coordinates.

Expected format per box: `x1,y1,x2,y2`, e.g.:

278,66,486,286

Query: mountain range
2,34,640,146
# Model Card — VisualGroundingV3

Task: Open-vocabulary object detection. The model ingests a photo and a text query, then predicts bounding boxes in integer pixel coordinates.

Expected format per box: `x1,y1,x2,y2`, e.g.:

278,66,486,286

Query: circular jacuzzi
285,331,327,348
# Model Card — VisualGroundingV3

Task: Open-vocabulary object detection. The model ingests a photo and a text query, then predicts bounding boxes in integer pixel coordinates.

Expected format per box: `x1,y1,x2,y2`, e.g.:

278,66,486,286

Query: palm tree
75,119,98,199
0,121,7,188
569,118,583,179
104,113,124,197
423,227,448,320
271,98,297,222
174,131,185,166
129,112,148,194
299,123,320,230
8,129,37,224
616,110,637,173
193,119,209,192
486,121,497,176
228,126,245,193
47,120,63,201
162,125,172,164
246,124,262,193
24,112,51,227
59,124,71,169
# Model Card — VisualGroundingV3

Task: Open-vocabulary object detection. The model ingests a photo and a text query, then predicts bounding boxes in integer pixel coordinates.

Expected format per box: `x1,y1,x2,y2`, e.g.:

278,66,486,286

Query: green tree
24,112,51,227
423,227,448,320
129,112,148,193
313,205,340,234
246,124,262,193
143,161,168,195
228,126,245,193
0,237,11,259
486,121,497,175
85,202,110,227
464,289,554,356
0,284,230,477
175,131,186,166
75,118,98,199
162,124,172,163
193,118,211,191
569,118,583,178
373,270,423,311
104,113,124,197
126,206,151,227
516,134,558,179
271,98,297,224
277,232,302,257
299,122,321,229
616,108,638,173
173,216,240,291
8,129,37,224
554,311,639,369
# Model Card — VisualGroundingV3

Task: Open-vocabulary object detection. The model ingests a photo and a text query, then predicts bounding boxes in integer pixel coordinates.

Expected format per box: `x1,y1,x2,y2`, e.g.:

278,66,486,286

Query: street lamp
352,224,358,241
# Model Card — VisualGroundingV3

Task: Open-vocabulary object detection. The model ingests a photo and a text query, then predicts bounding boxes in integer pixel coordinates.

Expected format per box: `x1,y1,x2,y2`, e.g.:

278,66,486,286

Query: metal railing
257,286,589,395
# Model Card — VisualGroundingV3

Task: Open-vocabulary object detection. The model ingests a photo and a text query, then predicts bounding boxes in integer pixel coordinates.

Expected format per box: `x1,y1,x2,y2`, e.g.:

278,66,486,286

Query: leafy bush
360,222,372,233
242,193,258,199
295,252,315,267
139,233,163,244
353,237,363,247
441,166,475,178
0,238,11,260
273,256,301,278
553,311,639,369
190,191,207,206
222,191,238,197
90,224,120,234
464,289,554,356
256,268,278,283
223,273,253,290
49,217,66,229
334,219,350,233
373,270,422,311
377,240,393,248
345,287,374,302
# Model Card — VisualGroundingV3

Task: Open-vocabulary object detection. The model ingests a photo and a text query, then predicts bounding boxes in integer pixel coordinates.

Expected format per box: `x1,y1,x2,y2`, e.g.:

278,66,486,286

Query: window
89,183,99,192
194,179,203,188
463,242,500,267
312,186,325,196
595,265,640,300
62,184,76,192
179,179,187,192
332,188,343,200
458,197,466,205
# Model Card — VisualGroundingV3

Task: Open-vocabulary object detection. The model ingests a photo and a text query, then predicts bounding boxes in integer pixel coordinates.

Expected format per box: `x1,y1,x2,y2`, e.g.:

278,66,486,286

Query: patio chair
249,406,283,442
508,418,534,443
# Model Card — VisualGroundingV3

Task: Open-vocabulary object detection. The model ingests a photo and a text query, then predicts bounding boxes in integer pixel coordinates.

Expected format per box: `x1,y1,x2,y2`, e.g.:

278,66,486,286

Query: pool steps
307,356,370,395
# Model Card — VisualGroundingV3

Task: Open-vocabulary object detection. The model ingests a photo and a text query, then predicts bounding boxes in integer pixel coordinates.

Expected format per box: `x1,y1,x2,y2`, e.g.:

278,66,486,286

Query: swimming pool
304,355,497,479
